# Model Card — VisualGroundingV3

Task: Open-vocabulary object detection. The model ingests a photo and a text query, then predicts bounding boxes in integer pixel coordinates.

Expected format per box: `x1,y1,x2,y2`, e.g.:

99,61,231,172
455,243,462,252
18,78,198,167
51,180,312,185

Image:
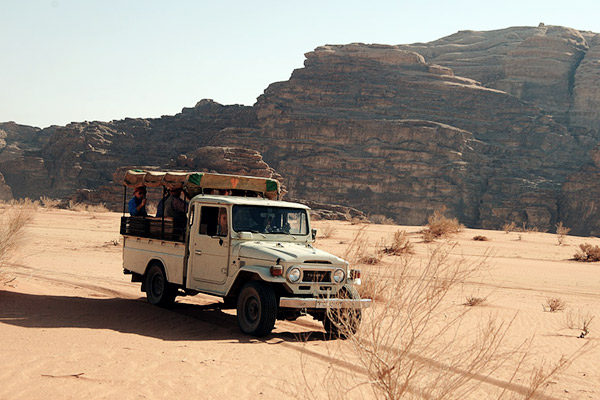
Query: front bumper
279,297,371,309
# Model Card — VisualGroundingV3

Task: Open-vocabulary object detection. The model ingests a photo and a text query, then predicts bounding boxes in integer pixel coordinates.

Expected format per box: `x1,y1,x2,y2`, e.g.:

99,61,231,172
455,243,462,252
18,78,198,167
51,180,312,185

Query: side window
199,206,228,237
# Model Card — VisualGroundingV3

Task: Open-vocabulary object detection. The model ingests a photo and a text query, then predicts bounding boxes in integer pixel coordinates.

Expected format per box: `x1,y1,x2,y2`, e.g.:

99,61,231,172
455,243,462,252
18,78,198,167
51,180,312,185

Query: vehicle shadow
0,290,328,342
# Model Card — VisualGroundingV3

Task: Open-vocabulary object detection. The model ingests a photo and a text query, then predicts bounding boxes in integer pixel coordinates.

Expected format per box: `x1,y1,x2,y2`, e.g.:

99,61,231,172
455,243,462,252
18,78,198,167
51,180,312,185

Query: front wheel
236,281,277,337
145,263,176,307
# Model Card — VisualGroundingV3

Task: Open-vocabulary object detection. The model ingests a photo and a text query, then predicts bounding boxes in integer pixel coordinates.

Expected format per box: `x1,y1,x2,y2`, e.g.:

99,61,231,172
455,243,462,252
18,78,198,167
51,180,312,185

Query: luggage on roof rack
122,169,281,200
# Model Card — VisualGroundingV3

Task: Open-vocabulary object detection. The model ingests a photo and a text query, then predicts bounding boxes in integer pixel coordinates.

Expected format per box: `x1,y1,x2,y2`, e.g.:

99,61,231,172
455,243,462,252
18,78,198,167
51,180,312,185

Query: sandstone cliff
1,25,600,235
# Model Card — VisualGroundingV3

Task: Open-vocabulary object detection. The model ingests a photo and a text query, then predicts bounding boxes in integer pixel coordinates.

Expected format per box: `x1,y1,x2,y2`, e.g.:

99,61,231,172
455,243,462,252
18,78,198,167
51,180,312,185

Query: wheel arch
141,258,167,292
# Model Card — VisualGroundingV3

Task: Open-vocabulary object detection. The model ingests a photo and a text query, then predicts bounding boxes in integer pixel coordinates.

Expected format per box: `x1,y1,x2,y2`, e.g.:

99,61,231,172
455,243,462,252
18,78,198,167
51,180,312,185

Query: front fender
237,265,287,284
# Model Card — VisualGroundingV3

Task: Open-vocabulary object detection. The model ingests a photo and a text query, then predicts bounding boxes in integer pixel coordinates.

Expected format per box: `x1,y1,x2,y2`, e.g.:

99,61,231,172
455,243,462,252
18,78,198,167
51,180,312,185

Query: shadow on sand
0,290,327,343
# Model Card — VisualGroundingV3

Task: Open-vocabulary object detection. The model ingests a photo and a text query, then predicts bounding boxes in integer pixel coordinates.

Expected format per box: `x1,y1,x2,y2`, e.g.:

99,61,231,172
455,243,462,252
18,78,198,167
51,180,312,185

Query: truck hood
236,241,346,265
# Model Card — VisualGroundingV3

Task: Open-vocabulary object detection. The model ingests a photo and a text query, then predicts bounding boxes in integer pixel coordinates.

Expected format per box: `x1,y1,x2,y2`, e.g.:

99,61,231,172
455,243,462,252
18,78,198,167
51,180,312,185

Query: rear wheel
323,285,362,339
145,263,176,307
236,281,277,337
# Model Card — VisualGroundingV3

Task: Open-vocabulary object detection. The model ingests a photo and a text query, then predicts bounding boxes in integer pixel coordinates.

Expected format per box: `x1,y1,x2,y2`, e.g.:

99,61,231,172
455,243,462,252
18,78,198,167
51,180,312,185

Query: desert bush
4,197,40,209
503,222,516,233
370,214,396,225
382,230,414,255
514,222,545,233
565,309,595,338
342,226,381,266
555,221,570,246
464,296,486,306
319,224,336,239
300,244,578,399
39,196,62,209
543,297,567,312
573,243,600,262
68,200,109,213
472,235,489,241
422,207,463,242
0,205,35,266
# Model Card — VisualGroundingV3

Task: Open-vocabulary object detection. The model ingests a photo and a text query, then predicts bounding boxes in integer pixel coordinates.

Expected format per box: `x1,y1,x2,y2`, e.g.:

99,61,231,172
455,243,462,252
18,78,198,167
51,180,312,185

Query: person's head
134,185,146,198
169,187,182,196
219,210,227,226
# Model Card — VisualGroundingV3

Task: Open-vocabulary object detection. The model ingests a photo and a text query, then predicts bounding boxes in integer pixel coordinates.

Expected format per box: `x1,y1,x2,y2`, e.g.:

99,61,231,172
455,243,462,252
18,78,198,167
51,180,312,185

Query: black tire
145,263,176,307
236,281,277,337
323,285,362,339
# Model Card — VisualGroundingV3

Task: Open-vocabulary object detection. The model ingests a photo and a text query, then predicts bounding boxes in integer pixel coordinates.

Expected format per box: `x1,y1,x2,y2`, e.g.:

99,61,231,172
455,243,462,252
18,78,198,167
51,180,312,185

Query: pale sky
1,0,599,128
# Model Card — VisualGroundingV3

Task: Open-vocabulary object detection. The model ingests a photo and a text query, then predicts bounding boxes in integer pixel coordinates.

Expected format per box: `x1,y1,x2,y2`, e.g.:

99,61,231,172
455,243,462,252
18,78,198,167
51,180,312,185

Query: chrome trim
279,297,371,309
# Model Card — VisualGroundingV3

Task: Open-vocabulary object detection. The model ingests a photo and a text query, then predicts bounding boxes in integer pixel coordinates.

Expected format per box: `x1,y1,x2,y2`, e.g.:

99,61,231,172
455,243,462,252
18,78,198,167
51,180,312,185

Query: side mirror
311,228,317,241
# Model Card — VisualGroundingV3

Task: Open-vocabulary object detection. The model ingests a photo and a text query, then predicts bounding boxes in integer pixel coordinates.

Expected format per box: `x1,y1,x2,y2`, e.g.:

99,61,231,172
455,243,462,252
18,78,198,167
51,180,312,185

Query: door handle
195,250,202,255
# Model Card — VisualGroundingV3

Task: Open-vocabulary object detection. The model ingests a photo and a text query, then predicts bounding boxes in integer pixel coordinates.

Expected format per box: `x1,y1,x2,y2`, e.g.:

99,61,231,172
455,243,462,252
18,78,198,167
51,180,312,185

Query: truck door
190,205,229,284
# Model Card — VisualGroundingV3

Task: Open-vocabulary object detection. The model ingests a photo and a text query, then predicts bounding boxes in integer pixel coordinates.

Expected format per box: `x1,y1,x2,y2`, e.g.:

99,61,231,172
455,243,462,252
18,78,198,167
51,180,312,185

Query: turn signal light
350,269,361,280
270,265,283,276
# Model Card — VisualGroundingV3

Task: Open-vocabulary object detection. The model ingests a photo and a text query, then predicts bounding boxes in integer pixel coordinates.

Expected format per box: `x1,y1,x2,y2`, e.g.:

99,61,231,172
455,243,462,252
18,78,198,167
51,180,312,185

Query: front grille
302,270,331,283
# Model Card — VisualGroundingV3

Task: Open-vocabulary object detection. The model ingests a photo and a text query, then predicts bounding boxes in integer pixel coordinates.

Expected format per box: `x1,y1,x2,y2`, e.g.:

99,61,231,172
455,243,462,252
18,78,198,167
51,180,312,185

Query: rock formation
1,25,600,234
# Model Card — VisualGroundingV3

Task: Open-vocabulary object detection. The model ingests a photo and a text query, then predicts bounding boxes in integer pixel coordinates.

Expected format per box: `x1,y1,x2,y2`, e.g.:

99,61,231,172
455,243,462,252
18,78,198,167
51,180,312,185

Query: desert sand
1,208,599,399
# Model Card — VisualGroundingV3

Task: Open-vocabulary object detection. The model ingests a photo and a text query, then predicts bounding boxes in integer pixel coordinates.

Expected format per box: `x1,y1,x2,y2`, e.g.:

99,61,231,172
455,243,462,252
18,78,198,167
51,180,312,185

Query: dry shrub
514,222,545,233
473,235,489,241
300,244,580,399
543,297,567,312
68,200,109,213
573,243,600,262
0,204,35,266
422,207,463,242
464,296,486,306
382,230,414,255
39,196,62,209
555,221,570,246
4,197,40,209
565,309,595,338
342,226,380,266
320,224,337,239
370,214,396,225
350,216,364,225
503,222,516,233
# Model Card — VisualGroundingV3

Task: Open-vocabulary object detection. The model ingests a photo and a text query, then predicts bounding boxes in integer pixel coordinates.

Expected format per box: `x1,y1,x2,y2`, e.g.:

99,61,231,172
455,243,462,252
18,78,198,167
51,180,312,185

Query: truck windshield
232,205,309,235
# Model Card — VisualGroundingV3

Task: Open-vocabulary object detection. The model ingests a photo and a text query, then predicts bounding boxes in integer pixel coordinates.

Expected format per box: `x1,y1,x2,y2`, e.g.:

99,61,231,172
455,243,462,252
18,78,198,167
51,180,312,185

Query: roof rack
122,169,281,200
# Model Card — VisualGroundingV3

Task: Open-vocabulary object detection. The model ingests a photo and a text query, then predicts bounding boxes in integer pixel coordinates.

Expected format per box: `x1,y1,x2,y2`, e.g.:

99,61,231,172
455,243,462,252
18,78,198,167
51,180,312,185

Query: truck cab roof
190,195,310,210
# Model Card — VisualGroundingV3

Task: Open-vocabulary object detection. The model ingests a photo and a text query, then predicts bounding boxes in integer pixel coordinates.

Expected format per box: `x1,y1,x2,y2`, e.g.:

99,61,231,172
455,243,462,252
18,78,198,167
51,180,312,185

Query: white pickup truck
120,170,370,337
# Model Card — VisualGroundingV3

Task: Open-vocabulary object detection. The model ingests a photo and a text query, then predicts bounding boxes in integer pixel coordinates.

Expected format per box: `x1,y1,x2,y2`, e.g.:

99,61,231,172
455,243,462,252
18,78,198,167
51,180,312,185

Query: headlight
287,267,301,283
333,268,345,283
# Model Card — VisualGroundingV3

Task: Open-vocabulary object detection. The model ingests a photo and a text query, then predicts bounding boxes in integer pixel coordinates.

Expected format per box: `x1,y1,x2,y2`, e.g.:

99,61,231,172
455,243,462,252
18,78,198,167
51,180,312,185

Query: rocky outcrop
0,172,12,201
72,146,282,211
231,43,589,230
1,26,600,234
400,25,598,136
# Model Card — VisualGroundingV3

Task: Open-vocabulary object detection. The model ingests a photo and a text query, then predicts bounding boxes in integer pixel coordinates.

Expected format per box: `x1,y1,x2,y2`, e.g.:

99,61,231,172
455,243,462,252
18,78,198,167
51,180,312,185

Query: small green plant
573,243,600,262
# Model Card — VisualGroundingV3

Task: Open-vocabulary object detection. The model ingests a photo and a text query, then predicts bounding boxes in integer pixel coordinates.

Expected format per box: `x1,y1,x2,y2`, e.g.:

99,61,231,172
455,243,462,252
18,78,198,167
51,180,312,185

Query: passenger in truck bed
128,185,148,217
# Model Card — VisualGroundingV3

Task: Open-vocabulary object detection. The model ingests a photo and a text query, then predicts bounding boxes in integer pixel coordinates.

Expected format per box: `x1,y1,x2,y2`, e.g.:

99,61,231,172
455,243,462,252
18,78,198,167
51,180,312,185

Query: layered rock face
237,43,590,230
1,25,600,234
400,25,600,136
